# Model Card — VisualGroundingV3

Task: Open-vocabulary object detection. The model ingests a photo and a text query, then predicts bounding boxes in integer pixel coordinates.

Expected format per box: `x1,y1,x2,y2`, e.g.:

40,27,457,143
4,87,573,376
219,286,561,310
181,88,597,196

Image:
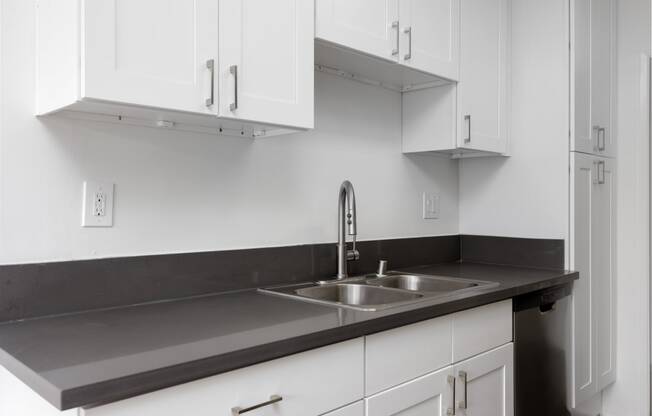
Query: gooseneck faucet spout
337,180,359,279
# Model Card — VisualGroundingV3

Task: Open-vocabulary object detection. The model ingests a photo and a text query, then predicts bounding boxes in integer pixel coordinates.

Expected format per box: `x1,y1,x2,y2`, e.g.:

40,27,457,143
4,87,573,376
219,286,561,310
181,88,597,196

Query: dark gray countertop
0,262,577,410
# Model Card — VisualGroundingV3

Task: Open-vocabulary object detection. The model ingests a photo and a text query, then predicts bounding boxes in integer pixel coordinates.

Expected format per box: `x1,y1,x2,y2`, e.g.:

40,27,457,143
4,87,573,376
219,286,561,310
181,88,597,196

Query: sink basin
259,272,498,311
368,274,482,294
294,284,423,310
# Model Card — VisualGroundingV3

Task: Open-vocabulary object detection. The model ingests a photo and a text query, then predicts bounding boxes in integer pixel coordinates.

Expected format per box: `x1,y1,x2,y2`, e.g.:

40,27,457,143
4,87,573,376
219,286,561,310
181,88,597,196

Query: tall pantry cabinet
569,0,617,408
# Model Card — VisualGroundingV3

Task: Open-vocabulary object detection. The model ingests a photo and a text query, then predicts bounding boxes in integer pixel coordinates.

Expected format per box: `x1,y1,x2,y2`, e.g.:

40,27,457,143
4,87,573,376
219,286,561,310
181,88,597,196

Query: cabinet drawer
452,300,513,362
82,339,364,416
365,315,453,395
324,401,364,416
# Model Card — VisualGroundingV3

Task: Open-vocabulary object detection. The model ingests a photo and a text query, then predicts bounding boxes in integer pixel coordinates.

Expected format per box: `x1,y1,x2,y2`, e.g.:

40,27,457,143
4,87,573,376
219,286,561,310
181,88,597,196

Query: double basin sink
260,272,498,311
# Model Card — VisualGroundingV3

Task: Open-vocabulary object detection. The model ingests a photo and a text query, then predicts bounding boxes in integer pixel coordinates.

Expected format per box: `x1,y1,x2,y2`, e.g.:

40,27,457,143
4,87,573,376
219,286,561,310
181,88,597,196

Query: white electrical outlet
422,192,440,219
82,181,114,227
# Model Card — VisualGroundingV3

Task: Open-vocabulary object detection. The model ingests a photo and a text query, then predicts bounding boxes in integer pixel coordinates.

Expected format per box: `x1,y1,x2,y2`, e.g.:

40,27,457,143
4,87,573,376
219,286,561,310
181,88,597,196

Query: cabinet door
457,0,509,153
316,0,399,63
366,366,455,416
594,158,616,390
398,0,459,80
218,0,314,129
570,152,598,406
324,401,364,416
82,0,218,115
572,0,615,156
453,343,513,416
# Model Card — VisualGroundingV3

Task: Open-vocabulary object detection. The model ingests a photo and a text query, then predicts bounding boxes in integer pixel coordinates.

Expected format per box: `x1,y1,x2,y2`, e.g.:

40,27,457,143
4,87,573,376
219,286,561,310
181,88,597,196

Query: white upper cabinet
456,0,509,154
316,0,400,63
399,0,460,80
315,0,459,88
82,0,218,115
402,0,510,156
218,0,314,129
36,0,314,136
572,0,615,157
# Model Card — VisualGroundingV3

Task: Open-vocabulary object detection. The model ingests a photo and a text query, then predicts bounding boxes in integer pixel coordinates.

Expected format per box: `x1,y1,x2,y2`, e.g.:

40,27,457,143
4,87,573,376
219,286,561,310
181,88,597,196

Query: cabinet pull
598,160,606,184
231,395,282,415
392,21,399,56
458,371,468,409
447,375,456,415
205,59,215,107
403,26,412,60
598,127,606,152
230,64,239,111
464,115,471,143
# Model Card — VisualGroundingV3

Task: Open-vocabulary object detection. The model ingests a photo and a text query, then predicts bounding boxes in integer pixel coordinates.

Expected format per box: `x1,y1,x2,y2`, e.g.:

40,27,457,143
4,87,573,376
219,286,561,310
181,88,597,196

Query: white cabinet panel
82,339,364,416
452,300,512,362
399,0,459,80
570,153,617,406
454,343,514,416
365,315,453,395
366,366,455,416
571,0,615,157
316,0,399,63
457,0,509,153
218,0,314,129
570,153,596,405
324,401,364,416
594,158,616,390
83,0,218,114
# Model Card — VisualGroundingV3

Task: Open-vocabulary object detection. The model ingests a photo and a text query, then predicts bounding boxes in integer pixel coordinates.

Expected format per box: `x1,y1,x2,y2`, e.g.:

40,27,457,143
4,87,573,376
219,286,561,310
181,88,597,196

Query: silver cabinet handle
232,395,282,415
447,375,456,415
205,59,215,107
458,371,468,409
598,127,606,152
464,115,471,143
403,26,412,60
229,64,239,111
598,160,606,184
392,21,399,56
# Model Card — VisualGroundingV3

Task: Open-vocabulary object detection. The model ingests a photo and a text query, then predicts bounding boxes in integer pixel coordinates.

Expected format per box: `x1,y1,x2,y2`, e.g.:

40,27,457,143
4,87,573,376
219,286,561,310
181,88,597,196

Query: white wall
459,0,570,246
602,0,651,414
0,0,459,265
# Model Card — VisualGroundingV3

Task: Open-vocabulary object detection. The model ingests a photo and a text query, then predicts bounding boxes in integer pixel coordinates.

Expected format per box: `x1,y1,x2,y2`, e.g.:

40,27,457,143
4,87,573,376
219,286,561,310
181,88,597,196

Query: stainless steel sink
294,284,423,310
367,274,483,294
259,272,498,312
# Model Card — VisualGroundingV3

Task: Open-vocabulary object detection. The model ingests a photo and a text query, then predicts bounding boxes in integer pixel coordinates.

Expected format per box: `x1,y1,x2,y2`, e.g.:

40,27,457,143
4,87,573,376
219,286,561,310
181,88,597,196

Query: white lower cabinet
366,366,455,416
453,343,514,416
76,301,513,416
81,339,364,416
570,152,617,407
325,402,365,416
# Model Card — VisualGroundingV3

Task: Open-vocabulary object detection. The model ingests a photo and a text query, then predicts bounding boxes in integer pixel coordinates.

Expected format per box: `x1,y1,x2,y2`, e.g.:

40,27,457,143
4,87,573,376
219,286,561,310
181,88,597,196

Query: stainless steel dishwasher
514,283,573,416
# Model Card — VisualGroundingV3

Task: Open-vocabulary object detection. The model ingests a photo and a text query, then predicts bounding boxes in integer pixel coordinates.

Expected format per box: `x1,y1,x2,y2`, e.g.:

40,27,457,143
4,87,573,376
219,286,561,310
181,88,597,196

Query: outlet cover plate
422,192,440,219
82,181,114,227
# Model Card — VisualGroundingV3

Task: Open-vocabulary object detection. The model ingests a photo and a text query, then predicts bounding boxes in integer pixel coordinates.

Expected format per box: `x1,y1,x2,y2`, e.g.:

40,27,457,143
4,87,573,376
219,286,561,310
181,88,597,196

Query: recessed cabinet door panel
572,0,615,156
570,152,598,406
324,401,364,416
366,366,455,416
399,0,459,80
595,158,616,390
457,0,509,153
83,0,218,114
454,343,514,416
590,0,614,156
219,0,314,129
572,0,593,154
316,0,399,63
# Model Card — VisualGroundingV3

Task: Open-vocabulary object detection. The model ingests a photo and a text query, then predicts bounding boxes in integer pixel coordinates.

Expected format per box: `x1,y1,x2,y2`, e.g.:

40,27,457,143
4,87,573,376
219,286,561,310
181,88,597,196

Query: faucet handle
377,260,388,277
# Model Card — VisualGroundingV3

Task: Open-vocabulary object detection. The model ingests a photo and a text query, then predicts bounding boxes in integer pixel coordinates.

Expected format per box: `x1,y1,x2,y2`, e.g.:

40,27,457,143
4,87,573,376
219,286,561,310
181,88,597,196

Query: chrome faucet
337,180,359,279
